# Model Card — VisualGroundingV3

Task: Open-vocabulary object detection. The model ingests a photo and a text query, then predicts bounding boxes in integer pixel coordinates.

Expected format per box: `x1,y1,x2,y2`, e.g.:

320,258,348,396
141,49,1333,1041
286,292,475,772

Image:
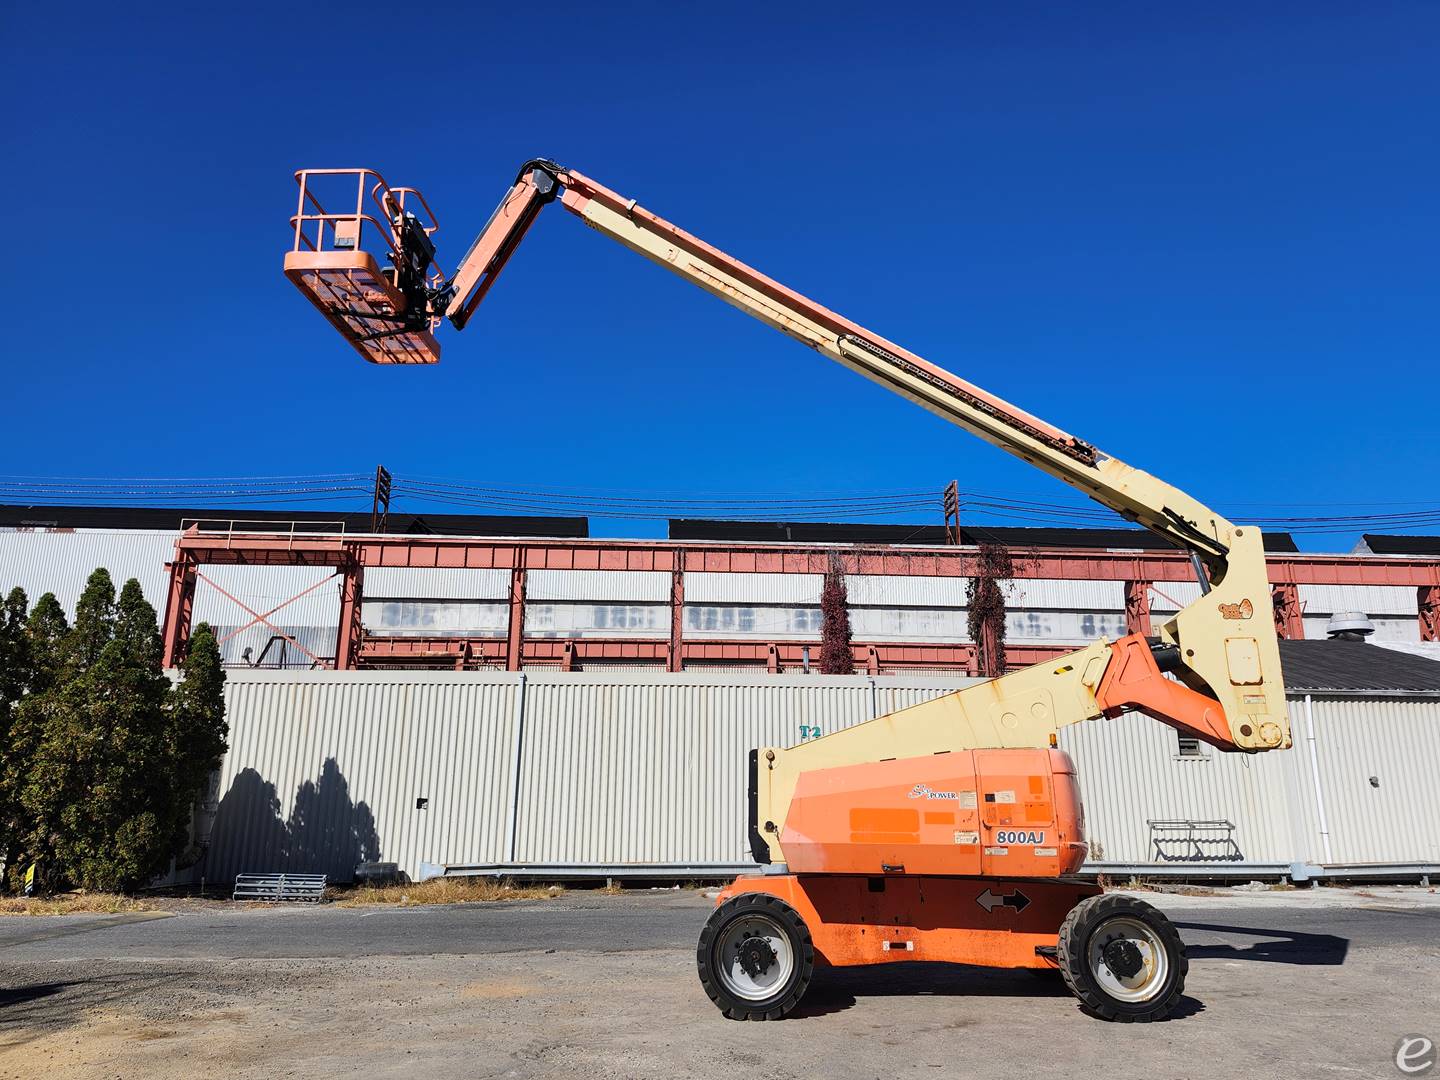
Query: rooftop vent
1326,611,1375,641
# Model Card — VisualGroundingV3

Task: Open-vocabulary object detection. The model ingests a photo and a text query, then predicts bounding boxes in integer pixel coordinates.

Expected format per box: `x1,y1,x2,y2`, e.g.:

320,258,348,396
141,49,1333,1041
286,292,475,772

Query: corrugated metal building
6,510,1439,885
194,643,1440,884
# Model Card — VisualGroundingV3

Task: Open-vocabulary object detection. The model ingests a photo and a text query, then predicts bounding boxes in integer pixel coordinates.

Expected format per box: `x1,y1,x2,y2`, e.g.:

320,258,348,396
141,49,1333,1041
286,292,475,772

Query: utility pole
943,480,960,545
371,465,392,533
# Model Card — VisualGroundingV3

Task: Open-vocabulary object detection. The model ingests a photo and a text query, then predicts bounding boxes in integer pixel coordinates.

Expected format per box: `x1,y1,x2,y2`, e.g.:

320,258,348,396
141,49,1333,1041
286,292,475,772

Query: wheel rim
1086,916,1169,1003
714,913,795,1002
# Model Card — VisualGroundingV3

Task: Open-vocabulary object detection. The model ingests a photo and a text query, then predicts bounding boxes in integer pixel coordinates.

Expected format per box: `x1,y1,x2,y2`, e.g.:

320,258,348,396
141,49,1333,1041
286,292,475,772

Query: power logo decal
908,784,960,801
1218,598,1254,620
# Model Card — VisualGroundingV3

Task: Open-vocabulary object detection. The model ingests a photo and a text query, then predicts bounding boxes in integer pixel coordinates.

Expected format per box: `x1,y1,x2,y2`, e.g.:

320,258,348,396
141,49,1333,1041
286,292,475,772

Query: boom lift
285,160,1292,1022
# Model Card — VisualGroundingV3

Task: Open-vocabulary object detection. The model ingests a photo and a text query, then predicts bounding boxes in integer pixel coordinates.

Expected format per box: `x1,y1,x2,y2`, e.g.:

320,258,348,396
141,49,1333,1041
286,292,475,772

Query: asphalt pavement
2,886,1437,1080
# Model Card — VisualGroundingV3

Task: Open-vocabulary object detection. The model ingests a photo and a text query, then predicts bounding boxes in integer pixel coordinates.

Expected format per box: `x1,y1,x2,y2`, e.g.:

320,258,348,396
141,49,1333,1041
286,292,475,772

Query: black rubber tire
1057,893,1187,1022
697,893,815,1020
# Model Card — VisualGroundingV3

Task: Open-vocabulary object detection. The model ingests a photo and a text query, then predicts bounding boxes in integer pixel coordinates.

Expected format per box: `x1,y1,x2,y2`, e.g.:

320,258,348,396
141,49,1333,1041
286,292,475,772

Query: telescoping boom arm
285,159,1290,861
452,162,1232,568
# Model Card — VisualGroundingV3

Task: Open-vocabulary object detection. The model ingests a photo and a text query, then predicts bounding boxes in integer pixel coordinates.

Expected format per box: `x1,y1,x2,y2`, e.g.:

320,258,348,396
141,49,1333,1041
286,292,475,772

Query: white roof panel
1298,584,1418,616
844,574,969,607
684,572,823,605
528,569,671,602
364,566,511,600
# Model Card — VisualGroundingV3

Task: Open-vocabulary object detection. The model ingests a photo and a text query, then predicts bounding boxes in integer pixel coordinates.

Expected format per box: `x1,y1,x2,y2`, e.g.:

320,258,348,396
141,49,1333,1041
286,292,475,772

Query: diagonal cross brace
198,569,340,665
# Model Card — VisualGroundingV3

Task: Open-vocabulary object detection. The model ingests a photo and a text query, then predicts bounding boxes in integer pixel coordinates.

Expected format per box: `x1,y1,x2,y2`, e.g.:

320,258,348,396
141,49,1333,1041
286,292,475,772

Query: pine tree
65,568,116,675
24,593,70,693
167,623,228,865
2,593,68,888
22,576,165,890
0,587,29,716
16,579,229,892
819,554,855,674
0,588,31,877
115,578,164,670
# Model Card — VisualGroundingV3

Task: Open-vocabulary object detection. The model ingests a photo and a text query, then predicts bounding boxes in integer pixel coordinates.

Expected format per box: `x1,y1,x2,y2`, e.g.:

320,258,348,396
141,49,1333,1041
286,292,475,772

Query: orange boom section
780,748,1087,877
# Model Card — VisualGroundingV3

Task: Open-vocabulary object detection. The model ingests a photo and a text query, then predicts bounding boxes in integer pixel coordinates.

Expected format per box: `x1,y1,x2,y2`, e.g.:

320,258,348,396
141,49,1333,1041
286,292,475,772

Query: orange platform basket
284,169,443,365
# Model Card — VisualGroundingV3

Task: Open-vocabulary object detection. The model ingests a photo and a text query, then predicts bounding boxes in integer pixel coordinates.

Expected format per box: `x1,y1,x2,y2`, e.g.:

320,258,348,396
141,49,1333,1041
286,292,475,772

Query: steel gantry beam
167,527,1440,584
1421,584,1440,643
354,636,1066,673
160,525,1440,670
1271,582,1306,640
1123,580,1154,638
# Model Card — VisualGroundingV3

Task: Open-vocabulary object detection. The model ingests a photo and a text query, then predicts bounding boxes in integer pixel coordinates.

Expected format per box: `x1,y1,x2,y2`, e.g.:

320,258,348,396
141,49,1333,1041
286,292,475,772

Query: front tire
1057,894,1187,1022
697,893,814,1020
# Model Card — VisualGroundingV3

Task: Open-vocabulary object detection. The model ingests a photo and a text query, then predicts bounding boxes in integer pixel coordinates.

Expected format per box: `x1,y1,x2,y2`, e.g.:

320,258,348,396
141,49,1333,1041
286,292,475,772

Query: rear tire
697,893,814,1020
1057,894,1186,1022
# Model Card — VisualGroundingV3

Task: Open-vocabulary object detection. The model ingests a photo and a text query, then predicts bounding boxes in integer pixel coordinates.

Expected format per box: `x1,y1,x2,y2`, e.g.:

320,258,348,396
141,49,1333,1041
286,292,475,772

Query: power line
2,472,1439,535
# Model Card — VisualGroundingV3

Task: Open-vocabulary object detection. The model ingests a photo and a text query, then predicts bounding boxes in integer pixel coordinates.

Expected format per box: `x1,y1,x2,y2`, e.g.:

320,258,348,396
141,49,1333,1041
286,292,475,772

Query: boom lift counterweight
285,159,1291,1022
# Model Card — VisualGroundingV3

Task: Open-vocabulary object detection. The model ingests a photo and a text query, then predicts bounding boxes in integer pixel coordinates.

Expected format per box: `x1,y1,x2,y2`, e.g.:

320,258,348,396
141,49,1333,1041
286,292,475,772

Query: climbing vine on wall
967,542,1015,678
819,553,855,674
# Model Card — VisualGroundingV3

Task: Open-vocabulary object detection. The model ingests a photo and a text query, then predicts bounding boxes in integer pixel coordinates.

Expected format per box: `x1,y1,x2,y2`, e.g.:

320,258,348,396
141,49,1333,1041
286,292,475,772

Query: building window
684,606,818,637
363,600,508,636
788,608,822,634
525,602,666,637
848,608,967,642
1175,733,1204,758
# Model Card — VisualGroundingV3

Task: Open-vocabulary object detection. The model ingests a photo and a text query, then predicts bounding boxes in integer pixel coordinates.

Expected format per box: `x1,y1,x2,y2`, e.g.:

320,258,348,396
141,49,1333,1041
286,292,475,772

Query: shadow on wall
210,758,381,882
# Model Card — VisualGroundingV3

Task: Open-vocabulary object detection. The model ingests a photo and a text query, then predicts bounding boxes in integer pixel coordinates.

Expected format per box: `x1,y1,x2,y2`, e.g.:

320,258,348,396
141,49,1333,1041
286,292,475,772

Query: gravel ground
1,885,1436,1079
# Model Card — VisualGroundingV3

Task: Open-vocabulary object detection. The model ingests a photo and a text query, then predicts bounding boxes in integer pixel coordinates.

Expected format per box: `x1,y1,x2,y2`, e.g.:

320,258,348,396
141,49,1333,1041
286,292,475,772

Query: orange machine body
717,873,1100,970
779,748,1088,878
725,748,1096,971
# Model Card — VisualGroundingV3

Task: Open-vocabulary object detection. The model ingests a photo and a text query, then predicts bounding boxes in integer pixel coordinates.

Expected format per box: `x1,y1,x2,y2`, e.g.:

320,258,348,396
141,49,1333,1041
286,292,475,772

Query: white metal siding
512,677,876,864
206,673,519,882
212,623,339,668
846,608,1130,645
1148,581,1204,614
844,574,968,607
686,574,1124,611
527,569,671,602
685,572,823,605
1009,579,1126,611
202,671,1440,881
193,564,342,628
1298,584,1419,616
0,529,175,618
1292,696,1440,865
363,567,510,600
1058,715,1295,863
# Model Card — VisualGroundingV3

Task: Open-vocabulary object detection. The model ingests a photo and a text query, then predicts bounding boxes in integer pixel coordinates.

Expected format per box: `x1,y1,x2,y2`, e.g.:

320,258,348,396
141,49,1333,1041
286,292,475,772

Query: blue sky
3,3,1436,549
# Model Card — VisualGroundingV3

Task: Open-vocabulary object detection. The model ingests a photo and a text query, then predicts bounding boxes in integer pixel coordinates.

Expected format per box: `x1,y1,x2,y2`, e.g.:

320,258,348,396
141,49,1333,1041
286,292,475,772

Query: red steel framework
159,527,1440,672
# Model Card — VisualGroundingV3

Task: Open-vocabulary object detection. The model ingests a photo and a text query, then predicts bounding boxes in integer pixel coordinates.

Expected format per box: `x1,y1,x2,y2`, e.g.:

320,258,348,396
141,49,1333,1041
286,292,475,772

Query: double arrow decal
976,888,1031,914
